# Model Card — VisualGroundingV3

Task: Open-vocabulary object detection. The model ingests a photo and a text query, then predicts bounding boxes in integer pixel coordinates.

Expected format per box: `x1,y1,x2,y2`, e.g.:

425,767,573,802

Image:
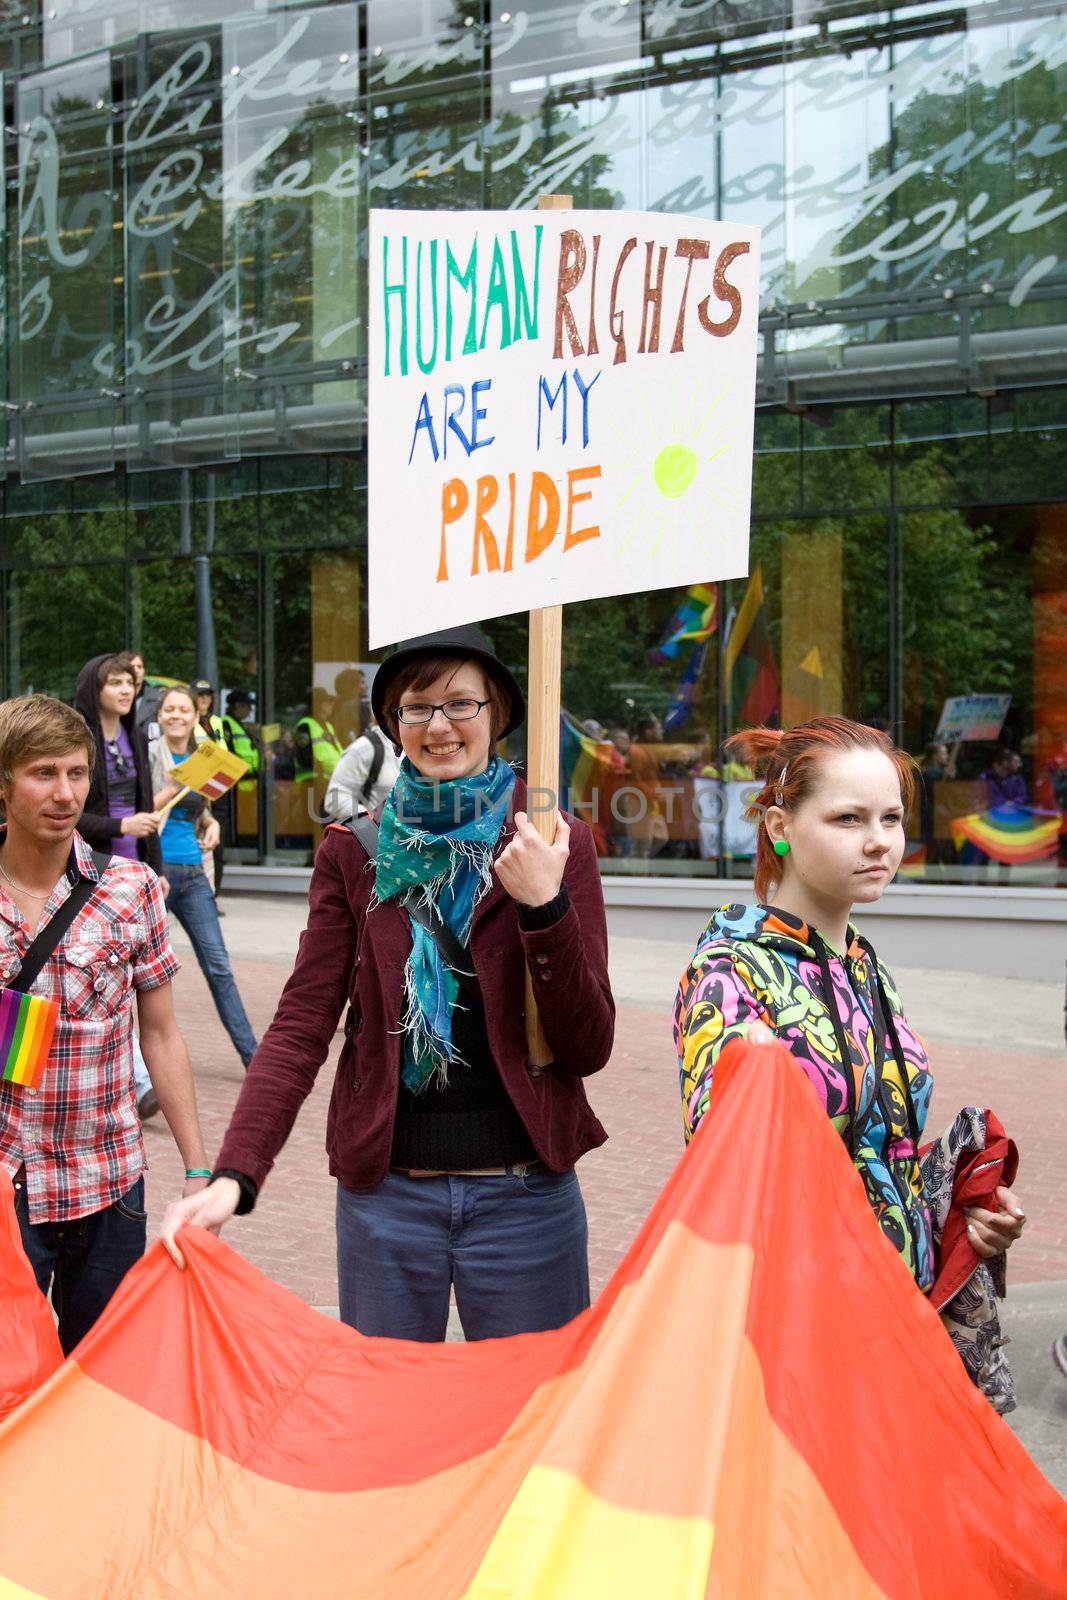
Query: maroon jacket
216,781,614,1192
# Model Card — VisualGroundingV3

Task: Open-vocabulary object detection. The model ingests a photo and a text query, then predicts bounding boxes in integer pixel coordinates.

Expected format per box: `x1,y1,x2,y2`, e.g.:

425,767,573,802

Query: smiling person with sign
162,625,614,1342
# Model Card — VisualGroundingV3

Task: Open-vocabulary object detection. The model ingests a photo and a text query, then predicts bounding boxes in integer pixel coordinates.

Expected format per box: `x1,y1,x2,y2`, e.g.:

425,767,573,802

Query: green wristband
184,1168,212,1179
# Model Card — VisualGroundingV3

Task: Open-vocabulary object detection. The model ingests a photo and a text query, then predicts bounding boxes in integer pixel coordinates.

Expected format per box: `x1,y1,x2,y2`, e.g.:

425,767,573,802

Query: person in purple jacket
979,747,1028,810
162,624,615,1341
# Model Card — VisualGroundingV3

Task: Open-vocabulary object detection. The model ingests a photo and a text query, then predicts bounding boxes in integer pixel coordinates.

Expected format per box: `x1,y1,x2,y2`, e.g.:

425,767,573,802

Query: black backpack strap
8,852,113,995
358,729,388,808
344,817,476,990
346,815,381,859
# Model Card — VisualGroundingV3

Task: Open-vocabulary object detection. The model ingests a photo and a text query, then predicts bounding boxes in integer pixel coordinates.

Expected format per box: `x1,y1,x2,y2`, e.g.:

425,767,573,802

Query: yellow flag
169,739,249,800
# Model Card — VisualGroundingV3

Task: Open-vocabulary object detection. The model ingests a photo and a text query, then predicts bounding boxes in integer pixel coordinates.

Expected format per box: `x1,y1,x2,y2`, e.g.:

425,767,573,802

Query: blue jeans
335,1165,590,1341
15,1176,147,1355
164,863,257,1064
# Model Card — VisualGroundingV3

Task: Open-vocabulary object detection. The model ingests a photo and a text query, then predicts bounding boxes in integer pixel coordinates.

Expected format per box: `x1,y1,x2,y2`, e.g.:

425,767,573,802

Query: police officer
191,679,226,745
220,690,260,776
293,690,344,785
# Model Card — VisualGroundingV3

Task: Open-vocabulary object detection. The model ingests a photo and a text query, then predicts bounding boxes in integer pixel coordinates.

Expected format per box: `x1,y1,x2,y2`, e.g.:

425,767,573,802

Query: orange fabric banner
0,1170,61,1423
0,1044,1065,1597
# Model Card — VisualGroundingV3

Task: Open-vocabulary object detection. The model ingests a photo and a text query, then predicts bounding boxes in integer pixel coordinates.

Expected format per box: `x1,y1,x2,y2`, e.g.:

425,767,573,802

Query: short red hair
727,716,916,900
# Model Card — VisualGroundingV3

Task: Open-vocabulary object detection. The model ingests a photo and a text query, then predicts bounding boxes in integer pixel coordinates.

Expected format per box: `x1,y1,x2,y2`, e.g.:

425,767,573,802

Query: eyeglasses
393,698,490,726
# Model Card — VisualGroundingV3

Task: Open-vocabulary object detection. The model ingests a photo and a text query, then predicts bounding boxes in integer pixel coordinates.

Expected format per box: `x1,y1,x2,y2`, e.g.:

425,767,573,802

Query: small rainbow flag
0,987,59,1090
950,806,1061,865
648,583,718,664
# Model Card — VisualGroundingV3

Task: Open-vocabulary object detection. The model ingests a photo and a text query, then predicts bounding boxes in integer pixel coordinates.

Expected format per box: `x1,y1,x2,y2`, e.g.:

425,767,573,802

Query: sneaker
137,1089,160,1122
1054,1333,1067,1380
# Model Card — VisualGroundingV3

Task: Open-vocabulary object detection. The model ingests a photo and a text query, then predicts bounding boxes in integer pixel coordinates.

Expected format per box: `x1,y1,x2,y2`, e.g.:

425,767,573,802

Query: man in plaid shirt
0,694,210,1352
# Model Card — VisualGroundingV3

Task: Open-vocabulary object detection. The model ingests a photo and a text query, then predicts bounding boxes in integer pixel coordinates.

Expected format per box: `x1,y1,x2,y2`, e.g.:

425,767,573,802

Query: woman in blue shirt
150,686,257,1068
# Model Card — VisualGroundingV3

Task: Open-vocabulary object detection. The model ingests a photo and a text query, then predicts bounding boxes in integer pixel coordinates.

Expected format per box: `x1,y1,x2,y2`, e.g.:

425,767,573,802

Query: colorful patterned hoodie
674,903,935,1289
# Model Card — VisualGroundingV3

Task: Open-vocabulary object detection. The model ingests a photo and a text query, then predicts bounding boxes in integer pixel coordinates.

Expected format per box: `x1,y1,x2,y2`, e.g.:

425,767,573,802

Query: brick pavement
145,949,1067,1303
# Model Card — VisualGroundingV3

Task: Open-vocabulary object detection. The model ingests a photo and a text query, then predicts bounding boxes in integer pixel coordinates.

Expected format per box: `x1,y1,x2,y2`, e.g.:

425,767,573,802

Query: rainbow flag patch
0,988,58,1090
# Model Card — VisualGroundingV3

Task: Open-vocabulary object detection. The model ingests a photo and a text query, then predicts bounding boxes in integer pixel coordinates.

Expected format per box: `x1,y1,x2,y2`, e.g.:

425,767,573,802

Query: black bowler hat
371,623,525,739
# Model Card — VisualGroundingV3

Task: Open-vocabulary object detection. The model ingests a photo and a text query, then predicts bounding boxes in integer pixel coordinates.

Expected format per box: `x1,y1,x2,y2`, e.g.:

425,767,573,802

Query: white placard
934,693,1012,743
368,209,761,647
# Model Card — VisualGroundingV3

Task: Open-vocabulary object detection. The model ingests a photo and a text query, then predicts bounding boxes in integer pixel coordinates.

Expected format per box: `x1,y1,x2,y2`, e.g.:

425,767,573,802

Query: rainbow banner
2,1043,1065,1595
169,739,249,802
0,1171,61,1422
0,989,58,1091
951,805,1061,865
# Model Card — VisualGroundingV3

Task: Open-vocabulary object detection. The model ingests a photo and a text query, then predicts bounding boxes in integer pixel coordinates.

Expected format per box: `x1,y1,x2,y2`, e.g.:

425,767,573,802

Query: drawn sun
606,379,741,556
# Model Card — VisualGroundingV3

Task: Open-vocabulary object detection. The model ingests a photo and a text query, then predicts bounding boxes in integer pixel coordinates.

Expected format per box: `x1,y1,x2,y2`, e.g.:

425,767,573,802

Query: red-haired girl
674,717,1025,1399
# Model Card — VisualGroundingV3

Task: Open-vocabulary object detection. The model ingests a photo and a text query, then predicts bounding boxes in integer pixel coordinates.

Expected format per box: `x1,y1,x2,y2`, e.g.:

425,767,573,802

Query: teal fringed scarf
375,755,516,1092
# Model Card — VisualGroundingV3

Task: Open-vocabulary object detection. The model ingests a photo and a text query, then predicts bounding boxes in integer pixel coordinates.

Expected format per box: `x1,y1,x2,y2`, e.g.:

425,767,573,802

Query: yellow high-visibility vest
294,716,343,781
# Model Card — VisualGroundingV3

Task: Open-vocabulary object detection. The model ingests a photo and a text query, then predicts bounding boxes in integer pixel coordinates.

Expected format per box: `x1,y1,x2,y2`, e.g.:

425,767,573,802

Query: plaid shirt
0,831,180,1224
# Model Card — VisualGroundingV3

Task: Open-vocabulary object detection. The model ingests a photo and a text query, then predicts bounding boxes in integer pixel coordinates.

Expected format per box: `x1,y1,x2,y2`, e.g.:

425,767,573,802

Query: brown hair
381,654,512,744
158,683,197,714
0,694,96,787
728,715,916,900
96,652,137,690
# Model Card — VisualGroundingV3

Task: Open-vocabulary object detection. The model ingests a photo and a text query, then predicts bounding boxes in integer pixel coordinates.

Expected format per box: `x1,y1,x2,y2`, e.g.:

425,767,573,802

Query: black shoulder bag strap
811,930,878,1160
854,933,922,1150
8,850,112,994
358,729,387,809
345,817,477,990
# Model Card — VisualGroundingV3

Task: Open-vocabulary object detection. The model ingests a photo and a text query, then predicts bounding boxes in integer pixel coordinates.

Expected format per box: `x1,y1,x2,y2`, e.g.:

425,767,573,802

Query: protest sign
368,207,761,647
935,694,1012,743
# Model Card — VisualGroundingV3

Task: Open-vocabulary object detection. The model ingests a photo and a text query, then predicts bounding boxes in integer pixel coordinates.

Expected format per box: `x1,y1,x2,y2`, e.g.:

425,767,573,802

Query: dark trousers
15,1176,147,1355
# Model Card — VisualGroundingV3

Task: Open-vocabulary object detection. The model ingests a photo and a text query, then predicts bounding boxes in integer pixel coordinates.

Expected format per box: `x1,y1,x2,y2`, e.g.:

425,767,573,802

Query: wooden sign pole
524,192,572,1067
155,785,191,819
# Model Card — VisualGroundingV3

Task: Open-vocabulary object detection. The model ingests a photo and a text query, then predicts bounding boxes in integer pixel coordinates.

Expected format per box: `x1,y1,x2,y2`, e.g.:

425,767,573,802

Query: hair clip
774,761,788,807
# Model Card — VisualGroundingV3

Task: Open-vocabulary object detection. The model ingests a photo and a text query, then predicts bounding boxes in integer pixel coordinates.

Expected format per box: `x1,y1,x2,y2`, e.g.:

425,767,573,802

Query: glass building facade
1,0,1065,883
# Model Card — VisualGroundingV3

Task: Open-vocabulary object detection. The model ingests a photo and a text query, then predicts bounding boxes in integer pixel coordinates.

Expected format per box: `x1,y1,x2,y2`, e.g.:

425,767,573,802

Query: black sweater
73,654,163,876
388,888,570,1172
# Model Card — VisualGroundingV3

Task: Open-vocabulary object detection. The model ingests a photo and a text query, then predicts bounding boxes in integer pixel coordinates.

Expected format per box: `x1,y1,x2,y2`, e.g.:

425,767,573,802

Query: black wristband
212,1168,258,1216
516,882,571,930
